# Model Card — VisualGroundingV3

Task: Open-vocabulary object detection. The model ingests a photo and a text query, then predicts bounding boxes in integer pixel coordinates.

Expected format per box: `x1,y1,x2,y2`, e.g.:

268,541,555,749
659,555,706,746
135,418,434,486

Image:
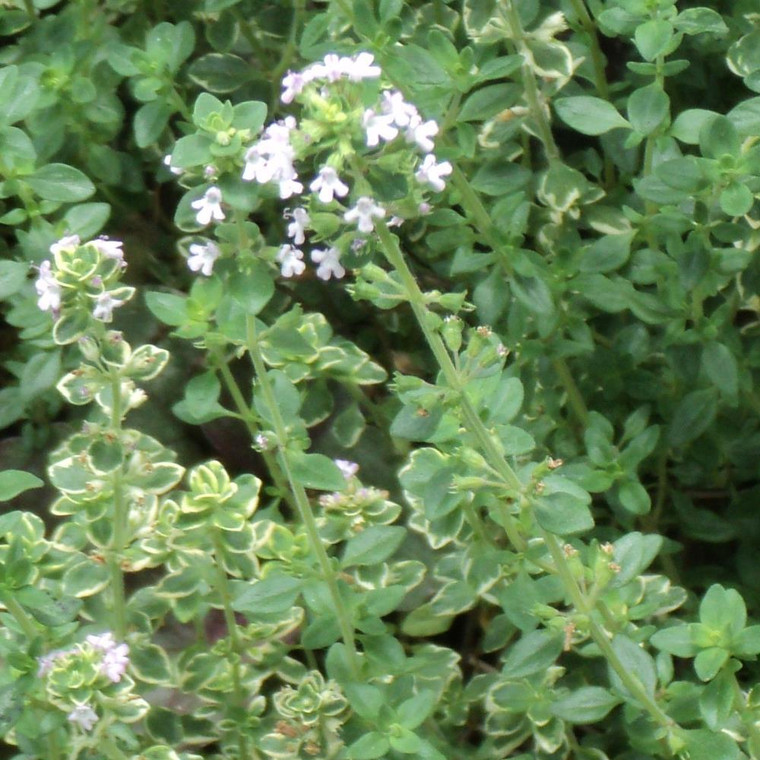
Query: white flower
191,186,225,226
278,176,303,199
276,244,306,277
388,216,404,227
281,70,310,103
311,247,346,280
344,197,386,234
86,632,116,651
335,459,359,478
35,260,61,314
415,154,452,192
406,117,439,152
50,234,80,256
380,90,419,127
286,207,310,245
67,704,98,732
100,642,129,683
362,109,398,147
321,53,345,82
93,292,125,322
90,237,125,264
344,52,381,81
242,119,302,199
309,166,349,203
188,241,221,276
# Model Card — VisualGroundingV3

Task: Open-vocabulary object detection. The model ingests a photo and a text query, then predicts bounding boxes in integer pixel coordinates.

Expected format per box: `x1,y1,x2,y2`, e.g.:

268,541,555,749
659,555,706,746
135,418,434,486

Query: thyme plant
3,2,760,760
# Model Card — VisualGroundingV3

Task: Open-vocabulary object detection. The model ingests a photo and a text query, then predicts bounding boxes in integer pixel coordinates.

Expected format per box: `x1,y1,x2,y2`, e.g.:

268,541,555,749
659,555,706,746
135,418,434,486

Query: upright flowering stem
375,220,682,739
502,0,561,164
108,366,127,640
245,315,360,678
211,528,250,760
374,221,525,550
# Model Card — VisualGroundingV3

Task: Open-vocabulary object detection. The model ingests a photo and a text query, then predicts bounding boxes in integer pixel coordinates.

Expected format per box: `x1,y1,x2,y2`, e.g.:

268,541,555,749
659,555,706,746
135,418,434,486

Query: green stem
566,0,615,188
542,531,677,732
375,221,525,551
108,371,127,639
209,346,296,510
552,357,590,428
270,0,306,111
450,166,509,267
211,529,250,760
245,315,360,676
232,7,268,61
0,591,40,638
376,221,679,735
502,0,561,163
24,0,36,21
100,735,131,760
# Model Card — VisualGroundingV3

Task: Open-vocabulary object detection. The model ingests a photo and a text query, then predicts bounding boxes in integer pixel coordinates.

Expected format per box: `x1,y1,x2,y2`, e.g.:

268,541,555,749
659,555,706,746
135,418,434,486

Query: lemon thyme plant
5,1,760,760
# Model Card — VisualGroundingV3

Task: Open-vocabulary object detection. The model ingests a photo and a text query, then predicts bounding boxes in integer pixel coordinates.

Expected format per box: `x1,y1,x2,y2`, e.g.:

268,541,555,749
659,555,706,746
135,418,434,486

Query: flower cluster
183,51,451,283
34,235,135,340
37,632,131,732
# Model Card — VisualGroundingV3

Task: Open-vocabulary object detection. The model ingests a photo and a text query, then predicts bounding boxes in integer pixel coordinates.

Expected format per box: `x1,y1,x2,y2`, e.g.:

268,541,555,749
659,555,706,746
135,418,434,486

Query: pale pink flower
276,244,306,277
335,459,359,478
191,186,225,226
188,241,221,276
92,291,125,322
90,237,125,264
363,109,398,147
35,260,61,314
406,116,439,152
286,208,310,245
344,197,386,234
415,154,453,192
311,247,345,280
68,704,98,732
344,52,381,81
380,90,419,127
310,166,349,203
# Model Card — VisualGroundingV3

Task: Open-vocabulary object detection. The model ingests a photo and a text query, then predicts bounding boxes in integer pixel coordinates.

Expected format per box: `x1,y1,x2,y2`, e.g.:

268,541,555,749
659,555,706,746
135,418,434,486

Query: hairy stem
108,370,127,639
245,315,360,676
211,529,250,760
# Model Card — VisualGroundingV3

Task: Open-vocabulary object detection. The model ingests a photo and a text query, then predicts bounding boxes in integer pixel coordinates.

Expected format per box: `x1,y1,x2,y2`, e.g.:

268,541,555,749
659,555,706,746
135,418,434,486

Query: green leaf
695,647,729,682
63,559,110,597
342,526,406,567
14,587,81,626
550,687,620,723
0,683,23,735
188,53,251,93
667,388,718,446
229,263,274,315
501,631,563,678
25,164,95,202
145,291,188,326
580,232,635,274
130,643,173,684
0,66,39,125
346,732,391,760
0,470,45,501
554,96,630,136
675,8,728,36
134,100,173,148
64,202,111,238
700,584,746,635
20,351,60,403
700,115,739,159
702,342,738,397
634,19,675,61
534,477,594,536
342,683,385,721
458,84,516,122
650,625,699,657
683,729,741,760
288,452,346,491
627,84,669,135
608,635,657,700
173,372,228,424
720,183,753,216
612,532,663,586
232,574,302,615
672,109,719,144
699,669,736,730
0,261,28,300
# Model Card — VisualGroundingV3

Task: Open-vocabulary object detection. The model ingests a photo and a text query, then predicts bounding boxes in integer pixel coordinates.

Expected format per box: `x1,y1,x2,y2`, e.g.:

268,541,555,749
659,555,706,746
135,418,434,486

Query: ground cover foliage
2,0,760,758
